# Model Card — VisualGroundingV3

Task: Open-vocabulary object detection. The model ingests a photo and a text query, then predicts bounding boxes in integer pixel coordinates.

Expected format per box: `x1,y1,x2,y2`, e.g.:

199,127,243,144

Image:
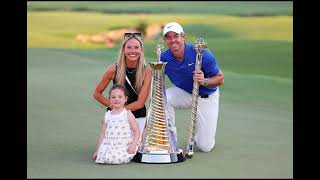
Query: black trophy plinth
132,150,186,164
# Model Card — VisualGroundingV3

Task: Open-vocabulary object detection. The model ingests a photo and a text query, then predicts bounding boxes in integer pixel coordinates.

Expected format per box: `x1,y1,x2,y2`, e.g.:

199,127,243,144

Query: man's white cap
163,22,184,37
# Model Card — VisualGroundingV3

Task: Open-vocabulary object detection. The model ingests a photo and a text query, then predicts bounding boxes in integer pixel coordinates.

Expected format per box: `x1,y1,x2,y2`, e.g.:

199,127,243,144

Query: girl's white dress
95,109,136,164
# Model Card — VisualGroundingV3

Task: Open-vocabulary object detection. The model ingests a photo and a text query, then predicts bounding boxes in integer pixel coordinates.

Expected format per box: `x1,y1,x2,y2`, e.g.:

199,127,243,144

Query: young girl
92,85,140,164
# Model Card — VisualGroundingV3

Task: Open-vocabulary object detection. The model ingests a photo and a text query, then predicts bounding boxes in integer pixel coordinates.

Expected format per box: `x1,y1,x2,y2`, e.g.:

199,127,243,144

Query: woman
93,32,152,137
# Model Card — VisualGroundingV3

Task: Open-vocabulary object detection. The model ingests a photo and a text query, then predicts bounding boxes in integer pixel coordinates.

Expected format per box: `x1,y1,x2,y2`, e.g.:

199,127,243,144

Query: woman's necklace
126,68,136,74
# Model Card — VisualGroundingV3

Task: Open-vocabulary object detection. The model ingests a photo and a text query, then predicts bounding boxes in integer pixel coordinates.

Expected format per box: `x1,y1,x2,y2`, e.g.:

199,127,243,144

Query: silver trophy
133,44,186,163
185,38,208,158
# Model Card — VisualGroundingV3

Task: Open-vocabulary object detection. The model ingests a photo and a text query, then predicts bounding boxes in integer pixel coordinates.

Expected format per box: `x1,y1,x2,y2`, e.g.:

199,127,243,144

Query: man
161,22,224,152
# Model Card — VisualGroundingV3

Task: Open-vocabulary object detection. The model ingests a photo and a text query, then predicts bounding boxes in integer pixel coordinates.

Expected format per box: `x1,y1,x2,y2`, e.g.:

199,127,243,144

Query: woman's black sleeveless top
110,67,146,118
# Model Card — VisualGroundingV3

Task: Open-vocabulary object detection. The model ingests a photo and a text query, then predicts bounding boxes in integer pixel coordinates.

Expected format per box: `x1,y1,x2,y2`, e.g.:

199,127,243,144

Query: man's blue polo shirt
160,43,220,96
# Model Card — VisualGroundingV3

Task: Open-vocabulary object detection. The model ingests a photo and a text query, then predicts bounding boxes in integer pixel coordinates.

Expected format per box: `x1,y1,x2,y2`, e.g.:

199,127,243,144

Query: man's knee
197,140,215,152
166,91,174,104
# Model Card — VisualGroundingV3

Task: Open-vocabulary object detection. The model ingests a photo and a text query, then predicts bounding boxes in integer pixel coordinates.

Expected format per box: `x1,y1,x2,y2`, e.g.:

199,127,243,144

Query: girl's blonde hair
115,36,146,93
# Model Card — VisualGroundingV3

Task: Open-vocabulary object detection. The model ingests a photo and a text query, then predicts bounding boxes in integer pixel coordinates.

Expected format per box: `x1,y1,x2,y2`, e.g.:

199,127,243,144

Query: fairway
27,2,292,178
27,48,292,178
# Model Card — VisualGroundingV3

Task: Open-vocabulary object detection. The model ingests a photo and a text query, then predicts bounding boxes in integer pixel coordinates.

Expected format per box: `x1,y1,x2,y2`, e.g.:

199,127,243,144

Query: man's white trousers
165,86,220,152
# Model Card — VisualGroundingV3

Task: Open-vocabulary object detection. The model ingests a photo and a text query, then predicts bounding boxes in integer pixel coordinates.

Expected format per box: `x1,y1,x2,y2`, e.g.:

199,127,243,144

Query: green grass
211,39,293,79
27,1,293,16
27,48,292,178
27,5,292,178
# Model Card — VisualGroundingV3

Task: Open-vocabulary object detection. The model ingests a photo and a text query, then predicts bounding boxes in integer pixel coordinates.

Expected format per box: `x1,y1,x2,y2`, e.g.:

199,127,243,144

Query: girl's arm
127,111,140,154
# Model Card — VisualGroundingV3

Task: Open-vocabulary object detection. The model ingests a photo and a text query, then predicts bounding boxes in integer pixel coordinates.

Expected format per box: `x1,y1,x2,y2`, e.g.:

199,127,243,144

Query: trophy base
132,149,186,163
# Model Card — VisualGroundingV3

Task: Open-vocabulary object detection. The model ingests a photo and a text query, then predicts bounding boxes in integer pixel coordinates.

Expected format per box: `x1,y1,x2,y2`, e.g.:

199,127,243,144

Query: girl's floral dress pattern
95,109,135,164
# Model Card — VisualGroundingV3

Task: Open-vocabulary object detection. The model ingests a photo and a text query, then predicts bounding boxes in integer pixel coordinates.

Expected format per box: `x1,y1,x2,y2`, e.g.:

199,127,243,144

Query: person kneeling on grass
92,84,140,164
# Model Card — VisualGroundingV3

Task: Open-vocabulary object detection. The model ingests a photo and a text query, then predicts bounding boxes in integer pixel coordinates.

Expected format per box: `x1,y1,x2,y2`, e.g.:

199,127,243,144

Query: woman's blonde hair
115,36,146,93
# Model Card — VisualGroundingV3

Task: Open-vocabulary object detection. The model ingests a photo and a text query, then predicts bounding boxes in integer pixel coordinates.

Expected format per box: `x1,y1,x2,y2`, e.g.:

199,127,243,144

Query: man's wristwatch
203,78,208,86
